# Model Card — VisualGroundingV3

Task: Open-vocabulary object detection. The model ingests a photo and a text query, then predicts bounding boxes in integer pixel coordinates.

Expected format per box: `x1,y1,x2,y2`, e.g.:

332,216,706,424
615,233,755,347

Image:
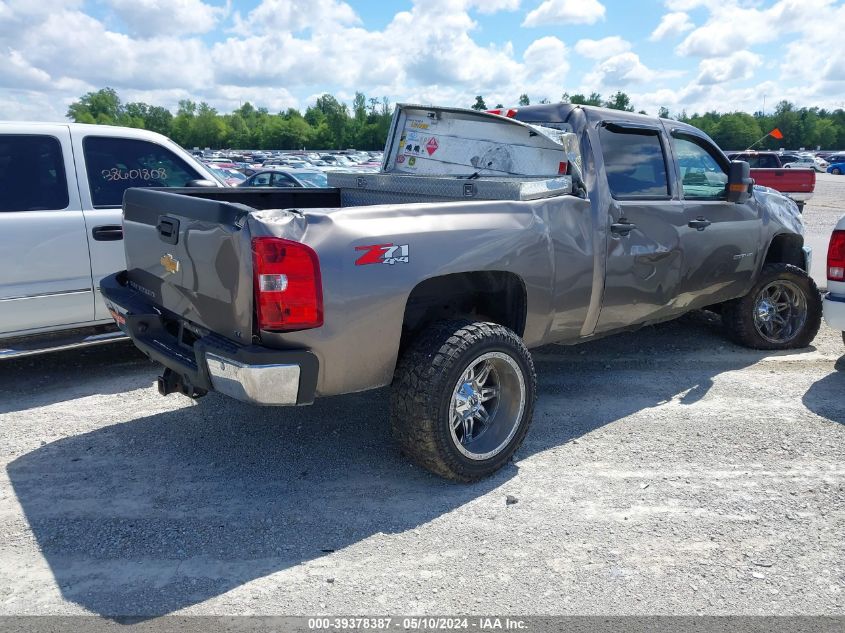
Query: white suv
0,122,221,358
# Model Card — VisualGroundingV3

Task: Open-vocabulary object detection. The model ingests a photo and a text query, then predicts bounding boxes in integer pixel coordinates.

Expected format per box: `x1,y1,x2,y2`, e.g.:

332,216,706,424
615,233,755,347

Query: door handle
688,217,711,231
610,220,637,236
91,225,123,241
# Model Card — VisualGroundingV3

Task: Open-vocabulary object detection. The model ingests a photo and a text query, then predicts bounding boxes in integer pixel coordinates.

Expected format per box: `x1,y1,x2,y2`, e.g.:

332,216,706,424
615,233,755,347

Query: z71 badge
355,243,410,266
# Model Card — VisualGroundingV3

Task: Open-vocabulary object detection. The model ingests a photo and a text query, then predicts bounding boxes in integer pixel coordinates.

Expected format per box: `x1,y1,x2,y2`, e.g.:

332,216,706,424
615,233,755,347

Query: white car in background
0,122,221,358
785,155,829,172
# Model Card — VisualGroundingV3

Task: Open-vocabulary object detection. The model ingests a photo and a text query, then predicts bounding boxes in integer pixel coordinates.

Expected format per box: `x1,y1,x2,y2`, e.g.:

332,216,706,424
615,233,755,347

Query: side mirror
186,178,218,188
726,160,753,203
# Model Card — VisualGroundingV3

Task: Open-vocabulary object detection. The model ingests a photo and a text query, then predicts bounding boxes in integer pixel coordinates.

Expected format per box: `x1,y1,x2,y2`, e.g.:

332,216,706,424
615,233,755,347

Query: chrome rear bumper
206,353,301,405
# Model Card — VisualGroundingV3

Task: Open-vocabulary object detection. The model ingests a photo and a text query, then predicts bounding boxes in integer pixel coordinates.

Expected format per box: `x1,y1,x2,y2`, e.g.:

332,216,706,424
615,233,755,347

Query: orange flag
769,128,784,140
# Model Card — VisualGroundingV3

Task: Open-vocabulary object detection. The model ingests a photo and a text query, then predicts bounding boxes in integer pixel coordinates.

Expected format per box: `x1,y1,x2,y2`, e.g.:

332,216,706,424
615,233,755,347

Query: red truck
727,151,815,211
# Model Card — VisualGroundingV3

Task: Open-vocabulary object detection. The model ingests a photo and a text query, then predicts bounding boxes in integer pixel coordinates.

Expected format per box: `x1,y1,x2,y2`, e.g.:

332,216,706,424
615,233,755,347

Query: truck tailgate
750,168,815,194
122,188,254,343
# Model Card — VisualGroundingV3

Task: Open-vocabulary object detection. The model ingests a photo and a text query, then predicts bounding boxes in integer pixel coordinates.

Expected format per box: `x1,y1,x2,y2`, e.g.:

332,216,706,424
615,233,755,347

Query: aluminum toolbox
326,172,573,205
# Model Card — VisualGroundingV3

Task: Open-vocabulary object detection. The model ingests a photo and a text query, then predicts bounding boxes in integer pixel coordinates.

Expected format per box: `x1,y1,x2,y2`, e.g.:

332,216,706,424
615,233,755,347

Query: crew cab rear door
592,121,687,333
667,130,762,306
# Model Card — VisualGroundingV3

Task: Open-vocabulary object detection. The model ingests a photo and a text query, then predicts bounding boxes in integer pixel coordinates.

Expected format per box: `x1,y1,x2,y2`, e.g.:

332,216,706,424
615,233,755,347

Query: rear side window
271,172,297,187
0,134,69,212
672,134,729,199
83,137,202,208
599,125,669,199
251,172,272,186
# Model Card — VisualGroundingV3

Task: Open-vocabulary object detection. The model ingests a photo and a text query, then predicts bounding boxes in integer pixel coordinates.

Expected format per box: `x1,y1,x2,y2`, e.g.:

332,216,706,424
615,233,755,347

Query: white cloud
521,36,569,100
231,0,360,36
574,36,631,60
107,0,225,37
522,0,605,27
696,51,761,85
1,0,843,123
675,0,834,58
649,12,693,41
0,49,53,90
583,52,659,88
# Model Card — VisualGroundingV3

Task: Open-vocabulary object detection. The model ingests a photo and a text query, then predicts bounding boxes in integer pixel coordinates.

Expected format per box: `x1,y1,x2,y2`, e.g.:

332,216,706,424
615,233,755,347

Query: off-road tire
722,263,821,350
390,320,536,482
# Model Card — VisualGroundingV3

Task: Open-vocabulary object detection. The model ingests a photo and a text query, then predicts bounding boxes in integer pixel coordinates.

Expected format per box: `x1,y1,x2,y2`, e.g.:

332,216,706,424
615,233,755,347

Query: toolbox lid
381,104,580,178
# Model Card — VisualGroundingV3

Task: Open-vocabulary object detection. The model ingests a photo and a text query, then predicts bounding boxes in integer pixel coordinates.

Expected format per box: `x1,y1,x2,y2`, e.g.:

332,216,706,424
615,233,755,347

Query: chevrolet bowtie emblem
160,253,180,274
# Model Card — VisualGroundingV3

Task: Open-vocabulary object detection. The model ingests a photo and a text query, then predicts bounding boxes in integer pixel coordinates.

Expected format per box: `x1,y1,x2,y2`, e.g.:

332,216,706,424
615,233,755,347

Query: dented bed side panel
249,196,595,397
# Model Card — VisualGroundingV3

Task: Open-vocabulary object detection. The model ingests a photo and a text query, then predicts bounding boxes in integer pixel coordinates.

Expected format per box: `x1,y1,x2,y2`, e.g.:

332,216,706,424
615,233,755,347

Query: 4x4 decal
355,243,410,266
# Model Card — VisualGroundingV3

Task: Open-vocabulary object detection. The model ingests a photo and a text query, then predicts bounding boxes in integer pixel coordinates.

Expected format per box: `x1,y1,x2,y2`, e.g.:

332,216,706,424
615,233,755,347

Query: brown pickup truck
727,151,814,211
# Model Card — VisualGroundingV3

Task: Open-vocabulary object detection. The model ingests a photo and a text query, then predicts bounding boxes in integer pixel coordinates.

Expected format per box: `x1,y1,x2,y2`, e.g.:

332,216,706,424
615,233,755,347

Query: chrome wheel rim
449,351,525,461
752,279,807,344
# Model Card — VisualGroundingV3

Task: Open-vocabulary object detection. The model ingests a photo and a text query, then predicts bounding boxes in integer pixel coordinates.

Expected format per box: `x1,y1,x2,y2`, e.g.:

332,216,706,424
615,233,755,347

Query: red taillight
827,230,845,281
252,237,323,331
485,108,518,118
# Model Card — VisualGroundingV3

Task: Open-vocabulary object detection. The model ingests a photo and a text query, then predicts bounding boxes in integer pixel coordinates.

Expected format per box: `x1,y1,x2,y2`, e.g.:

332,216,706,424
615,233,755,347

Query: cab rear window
599,125,670,199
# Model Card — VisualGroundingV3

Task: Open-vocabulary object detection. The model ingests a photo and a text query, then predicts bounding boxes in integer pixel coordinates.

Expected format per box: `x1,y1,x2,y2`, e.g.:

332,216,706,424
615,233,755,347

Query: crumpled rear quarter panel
248,195,594,397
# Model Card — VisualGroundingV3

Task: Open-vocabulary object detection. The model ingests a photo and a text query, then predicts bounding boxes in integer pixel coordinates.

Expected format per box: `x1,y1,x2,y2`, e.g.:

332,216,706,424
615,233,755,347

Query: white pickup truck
0,122,221,358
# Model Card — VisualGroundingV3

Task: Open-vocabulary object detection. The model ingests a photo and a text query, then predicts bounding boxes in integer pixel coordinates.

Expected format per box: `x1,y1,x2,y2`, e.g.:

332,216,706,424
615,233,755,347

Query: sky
1,0,844,121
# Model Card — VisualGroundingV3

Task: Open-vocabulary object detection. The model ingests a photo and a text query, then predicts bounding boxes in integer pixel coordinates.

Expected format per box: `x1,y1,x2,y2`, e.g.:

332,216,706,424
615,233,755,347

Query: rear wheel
390,321,536,482
722,263,821,350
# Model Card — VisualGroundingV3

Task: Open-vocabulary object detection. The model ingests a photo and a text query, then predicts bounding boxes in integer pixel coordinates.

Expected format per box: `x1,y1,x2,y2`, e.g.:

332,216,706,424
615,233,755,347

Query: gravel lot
1,177,844,617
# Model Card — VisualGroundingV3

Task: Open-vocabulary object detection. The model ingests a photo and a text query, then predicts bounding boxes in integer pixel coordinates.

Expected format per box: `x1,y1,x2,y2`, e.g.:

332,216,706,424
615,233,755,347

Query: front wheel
832,168,842,175
390,321,536,482
722,263,821,350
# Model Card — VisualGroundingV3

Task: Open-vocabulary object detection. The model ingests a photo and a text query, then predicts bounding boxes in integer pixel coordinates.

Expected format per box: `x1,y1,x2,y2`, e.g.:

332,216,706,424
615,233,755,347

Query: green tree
518,94,530,106
711,113,762,150
144,106,173,136
66,87,123,124
604,91,634,111
352,92,367,123
191,102,226,148
471,95,487,111
658,106,670,119
569,92,603,106
315,93,349,146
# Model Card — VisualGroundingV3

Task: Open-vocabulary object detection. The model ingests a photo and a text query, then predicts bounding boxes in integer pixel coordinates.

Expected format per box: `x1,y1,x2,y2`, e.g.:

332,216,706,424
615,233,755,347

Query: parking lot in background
1,177,843,616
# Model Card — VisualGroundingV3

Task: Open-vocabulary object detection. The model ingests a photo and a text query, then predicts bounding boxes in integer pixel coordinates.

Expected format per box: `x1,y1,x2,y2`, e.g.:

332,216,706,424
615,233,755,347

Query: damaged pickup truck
102,103,820,481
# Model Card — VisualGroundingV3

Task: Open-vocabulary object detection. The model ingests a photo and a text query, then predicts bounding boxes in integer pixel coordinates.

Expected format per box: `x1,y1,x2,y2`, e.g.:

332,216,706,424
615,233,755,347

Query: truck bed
749,168,815,201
